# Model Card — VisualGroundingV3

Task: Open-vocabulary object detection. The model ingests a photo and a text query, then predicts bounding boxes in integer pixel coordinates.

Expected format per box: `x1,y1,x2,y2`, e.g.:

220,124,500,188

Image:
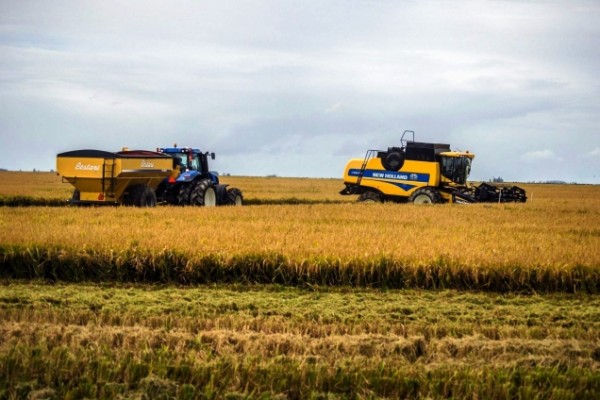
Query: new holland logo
140,160,154,168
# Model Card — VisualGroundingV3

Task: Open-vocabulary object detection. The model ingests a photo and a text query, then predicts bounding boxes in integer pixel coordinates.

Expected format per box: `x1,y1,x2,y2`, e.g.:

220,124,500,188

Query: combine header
340,130,527,204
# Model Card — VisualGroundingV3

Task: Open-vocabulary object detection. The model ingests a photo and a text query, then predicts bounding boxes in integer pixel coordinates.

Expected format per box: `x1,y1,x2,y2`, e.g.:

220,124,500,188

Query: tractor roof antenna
401,130,415,148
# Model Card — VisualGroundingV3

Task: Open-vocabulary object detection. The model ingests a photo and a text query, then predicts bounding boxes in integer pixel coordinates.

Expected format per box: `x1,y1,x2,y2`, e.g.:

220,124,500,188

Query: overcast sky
1,0,599,183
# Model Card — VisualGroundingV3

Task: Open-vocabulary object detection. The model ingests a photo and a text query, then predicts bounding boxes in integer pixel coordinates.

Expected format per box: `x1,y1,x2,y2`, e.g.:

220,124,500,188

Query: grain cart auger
340,130,527,204
56,149,176,207
154,145,243,206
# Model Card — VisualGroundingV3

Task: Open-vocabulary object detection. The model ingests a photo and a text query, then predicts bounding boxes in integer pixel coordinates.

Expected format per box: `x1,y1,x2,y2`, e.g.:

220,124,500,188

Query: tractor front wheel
409,187,442,204
176,185,192,205
190,180,217,207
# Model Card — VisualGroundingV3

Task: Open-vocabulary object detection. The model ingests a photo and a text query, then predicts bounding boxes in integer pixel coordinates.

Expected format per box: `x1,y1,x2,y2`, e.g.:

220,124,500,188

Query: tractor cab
156,145,217,184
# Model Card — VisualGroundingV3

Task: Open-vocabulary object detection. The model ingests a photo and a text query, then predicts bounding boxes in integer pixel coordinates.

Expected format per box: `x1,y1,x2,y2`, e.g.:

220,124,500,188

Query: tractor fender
209,172,220,185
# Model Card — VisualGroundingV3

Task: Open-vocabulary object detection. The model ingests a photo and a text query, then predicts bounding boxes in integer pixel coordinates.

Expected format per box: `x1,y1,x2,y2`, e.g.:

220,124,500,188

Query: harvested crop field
0,171,599,398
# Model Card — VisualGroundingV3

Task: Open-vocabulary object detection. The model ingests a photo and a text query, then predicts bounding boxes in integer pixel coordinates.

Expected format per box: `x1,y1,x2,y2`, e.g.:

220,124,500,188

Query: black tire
409,187,443,204
358,191,383,203
126,184,157,207
176,184,192,205
189,179,217,207
382,150,405,171
225,188,243,206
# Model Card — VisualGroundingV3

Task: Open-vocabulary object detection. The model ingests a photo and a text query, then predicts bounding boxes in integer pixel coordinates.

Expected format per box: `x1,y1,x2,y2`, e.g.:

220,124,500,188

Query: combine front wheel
358,191,383,203
409,187,442,204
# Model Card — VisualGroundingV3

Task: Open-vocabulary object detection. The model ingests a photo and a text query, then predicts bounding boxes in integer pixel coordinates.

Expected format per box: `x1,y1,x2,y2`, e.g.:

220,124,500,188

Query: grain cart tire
126,184,157,207
409,187,442,204
225,188,243,206
382,150,405,171
189,179,217,207
358,191,383,203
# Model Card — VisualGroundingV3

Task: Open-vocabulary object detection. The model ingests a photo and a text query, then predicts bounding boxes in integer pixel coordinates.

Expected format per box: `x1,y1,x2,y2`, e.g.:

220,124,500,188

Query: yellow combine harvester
56,149,176,206
340,130,527,204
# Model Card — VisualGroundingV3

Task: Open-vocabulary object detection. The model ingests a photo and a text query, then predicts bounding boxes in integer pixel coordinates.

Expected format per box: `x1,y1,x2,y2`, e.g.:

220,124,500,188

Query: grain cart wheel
225,188,243,206
409,187,442,204
126,184,157,207
358,191,383,203
382,150,405,171
189,179,217,207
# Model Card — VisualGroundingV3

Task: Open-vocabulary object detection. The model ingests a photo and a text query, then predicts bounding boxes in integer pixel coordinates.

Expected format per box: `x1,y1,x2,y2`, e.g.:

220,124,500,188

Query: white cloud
521,149,562,162
587,147,600,157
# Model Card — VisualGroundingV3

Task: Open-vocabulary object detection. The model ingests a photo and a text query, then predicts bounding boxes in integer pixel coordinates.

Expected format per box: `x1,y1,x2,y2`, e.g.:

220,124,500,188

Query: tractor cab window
175,156,187,168
191,155,201,171
440,156,472,185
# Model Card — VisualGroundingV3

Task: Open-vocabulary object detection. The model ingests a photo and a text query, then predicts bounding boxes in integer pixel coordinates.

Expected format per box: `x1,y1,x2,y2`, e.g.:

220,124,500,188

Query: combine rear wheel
358,191,383,203
189,179,217,207
225,188,243,206
126,184,157,207
409,187,442,204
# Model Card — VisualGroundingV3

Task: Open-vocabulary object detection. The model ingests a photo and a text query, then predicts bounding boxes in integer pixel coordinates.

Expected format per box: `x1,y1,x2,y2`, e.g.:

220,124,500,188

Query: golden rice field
1,172,599,292
0,171,599,398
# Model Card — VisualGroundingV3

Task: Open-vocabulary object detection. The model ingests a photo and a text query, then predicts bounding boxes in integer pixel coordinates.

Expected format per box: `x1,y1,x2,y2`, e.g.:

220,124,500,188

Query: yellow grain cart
56,149,177,206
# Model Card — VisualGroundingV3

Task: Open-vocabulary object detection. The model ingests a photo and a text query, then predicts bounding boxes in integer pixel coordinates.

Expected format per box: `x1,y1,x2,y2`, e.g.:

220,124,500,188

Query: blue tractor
155,145,243,206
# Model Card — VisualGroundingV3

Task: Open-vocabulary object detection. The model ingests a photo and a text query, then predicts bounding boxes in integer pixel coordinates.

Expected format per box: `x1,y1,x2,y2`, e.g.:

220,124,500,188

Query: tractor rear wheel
189,180,217,207
225,188,243,206
358,191,383,203
126,184,157,207
409,187,442,204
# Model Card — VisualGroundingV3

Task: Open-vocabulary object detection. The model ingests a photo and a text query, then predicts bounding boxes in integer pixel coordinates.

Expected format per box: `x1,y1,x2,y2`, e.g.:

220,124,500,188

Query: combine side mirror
211,152,215,160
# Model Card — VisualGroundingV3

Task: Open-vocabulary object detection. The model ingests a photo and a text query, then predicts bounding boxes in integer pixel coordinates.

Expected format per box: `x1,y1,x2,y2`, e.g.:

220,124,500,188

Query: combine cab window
441,156,471,185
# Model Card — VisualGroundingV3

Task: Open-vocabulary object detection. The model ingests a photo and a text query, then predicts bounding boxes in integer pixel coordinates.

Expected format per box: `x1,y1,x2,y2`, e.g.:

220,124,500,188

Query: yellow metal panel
56,157,106,179
57,150,175,204
342,157,443,199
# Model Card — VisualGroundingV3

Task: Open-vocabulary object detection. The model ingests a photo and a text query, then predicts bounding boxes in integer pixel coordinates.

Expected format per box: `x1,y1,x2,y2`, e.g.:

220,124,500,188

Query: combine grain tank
56,149,176,207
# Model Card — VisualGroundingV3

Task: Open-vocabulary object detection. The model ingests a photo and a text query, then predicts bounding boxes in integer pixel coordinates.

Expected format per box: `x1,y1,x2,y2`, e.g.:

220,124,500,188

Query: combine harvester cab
56,149,176,207
340,130,527,204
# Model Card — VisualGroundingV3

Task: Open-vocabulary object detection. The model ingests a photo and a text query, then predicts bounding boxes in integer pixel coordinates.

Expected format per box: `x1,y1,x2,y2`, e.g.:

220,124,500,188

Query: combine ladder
356,150,378,186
